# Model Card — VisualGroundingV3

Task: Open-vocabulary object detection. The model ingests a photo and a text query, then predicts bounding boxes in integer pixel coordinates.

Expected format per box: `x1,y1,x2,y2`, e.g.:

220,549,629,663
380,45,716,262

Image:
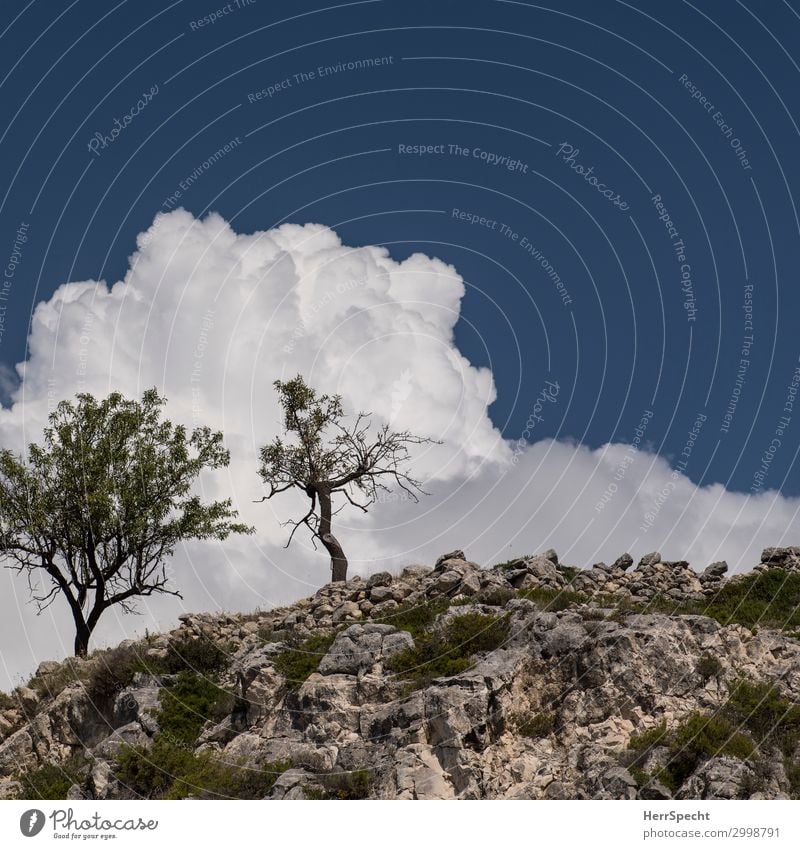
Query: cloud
0,209,797,689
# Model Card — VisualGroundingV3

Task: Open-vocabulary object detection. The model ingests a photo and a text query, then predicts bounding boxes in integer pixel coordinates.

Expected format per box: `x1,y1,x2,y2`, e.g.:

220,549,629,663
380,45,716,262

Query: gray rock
639,552,662,567
367,571,393,589
436,550,466,568
318,624,413,676
612,553,634,571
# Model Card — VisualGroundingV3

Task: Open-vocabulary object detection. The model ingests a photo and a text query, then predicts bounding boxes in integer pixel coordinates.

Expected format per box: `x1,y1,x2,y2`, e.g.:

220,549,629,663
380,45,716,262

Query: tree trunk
72,600,104,657
73,619,92,657
318,488,348,582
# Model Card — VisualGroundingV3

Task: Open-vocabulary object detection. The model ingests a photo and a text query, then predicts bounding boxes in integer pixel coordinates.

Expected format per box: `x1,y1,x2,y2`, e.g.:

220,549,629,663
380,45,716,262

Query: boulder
639,552,662,568
318,624,413,676
435,550,466,568
612,553,634,571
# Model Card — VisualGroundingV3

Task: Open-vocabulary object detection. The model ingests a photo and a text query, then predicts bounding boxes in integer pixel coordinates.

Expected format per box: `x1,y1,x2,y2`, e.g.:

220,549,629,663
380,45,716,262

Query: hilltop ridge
2,546,800,800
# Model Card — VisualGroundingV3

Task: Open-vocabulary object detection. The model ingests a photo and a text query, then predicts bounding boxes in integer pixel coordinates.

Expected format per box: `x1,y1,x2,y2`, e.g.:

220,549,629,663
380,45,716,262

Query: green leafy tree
0,389,252,656
258,375,434,582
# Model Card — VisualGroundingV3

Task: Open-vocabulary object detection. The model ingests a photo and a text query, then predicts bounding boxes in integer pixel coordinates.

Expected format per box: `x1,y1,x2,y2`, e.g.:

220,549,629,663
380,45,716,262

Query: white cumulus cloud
0,209,797,690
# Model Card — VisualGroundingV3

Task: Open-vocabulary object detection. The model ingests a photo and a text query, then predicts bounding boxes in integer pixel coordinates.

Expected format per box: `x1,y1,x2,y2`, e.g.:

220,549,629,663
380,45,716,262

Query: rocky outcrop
1,546,799,800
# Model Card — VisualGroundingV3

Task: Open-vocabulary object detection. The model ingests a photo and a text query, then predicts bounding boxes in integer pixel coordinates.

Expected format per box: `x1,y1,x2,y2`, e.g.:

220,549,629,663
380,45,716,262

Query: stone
612,553,634,571
35,661,62,678
269,767,324,800
15,688,39,715
639,552,662,568
428,570,462,594
395,744,455,799
761,547,800,568
368,585,396,604
367,571,393,588
318,624,414,676
331,601,363,624
436,550,466,568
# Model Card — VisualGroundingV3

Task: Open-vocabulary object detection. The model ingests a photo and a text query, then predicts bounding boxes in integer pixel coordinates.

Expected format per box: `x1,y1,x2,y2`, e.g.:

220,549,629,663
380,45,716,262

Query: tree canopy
0,389,251,656
258,375,434,581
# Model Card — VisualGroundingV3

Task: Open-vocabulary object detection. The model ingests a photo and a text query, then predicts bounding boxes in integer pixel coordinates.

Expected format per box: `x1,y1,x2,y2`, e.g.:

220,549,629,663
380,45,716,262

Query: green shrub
377,599,451,638
0,691,15,711
273,632,337,690
559,565,578,583
159,637,230,676
116,740,290,799
493,555,533,570
477,587,516,608
629,721,669,752
696,653,723,681
158,672,231,746
86,644,151,712
16,755,87,800
664,712,755,789
387,612,509,689
518,585,589,612
724,679,800,754
27,662,86,700
302,768,373,800
515,712,555,738
683,570,800,631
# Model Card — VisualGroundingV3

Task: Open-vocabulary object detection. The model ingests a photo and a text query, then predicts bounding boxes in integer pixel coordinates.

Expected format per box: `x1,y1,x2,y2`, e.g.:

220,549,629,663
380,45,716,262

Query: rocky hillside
2,547,800,800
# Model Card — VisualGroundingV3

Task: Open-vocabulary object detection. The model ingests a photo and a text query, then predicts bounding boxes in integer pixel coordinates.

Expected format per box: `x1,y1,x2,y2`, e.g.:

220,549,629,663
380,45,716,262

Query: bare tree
258,375,435,582
0,390,252,656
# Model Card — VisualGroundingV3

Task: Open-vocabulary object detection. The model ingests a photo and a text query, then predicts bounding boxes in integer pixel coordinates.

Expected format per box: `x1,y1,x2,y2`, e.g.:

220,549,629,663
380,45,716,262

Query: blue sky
1,0,799,497
3,0,800,687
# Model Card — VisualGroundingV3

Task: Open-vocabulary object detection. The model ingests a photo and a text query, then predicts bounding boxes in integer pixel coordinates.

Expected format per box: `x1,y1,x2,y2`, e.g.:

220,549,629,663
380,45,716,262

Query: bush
663,712,755,790
0,691,15,712
515,712,555,738
159,637,230,677
116,740,290,799
685,570,800,631
27,661,86,701
518,586,589,612
724,679,800,754
312,768,373,800
158,672,232,746
696,653,723,681
16,755,87,800
387,612,509,689
376,599,451,638
493,555,534,570
86,644,151,712
273,632,337,690
629,721,668,752
477,587,516,608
